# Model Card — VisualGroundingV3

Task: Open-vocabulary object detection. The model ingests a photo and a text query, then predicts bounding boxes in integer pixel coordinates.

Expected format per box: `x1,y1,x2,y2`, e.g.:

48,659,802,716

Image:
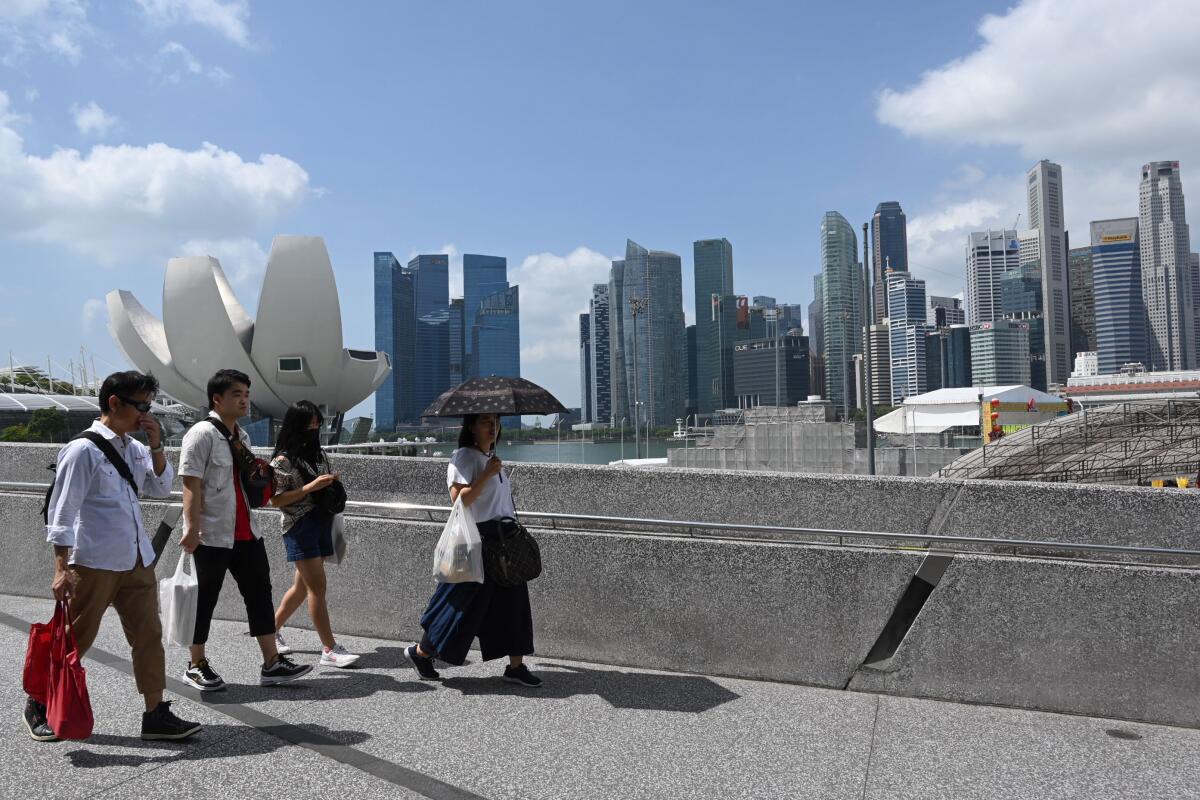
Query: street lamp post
556,419,563,463
629,296,649,460
620,416,627,462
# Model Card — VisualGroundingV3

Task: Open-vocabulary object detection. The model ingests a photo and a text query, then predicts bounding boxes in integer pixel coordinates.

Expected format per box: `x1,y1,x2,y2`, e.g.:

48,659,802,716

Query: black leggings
192,538,276,645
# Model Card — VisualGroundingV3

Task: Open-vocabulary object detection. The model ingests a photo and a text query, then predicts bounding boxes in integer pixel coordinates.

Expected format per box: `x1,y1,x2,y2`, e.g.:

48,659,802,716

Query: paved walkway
2,593,1198,800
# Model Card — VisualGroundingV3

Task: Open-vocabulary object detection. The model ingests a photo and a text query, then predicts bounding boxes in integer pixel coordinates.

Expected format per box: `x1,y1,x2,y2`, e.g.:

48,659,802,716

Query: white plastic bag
328,513,347,565
433,499,484,583
159,552,198,647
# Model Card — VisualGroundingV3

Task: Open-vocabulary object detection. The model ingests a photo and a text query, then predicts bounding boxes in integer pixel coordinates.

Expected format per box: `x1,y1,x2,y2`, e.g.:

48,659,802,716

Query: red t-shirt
233,470,253,542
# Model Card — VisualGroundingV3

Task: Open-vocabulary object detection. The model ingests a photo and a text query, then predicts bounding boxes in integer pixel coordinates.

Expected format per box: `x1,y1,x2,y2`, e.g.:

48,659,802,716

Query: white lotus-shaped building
106,235,390,419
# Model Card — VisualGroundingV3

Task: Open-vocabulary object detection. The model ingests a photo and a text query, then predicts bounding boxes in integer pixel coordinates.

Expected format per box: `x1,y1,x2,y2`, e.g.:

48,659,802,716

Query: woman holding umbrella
405,412,540,686
404,376,565,687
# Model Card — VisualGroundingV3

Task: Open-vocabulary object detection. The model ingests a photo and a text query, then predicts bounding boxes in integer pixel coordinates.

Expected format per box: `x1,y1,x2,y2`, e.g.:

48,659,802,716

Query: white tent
874,386,1064,434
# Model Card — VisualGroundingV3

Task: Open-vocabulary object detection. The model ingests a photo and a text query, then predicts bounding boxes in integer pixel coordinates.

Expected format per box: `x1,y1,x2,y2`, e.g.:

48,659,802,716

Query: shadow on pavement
194,671,436,706
442,664,741,713
64,724,370,769
360,646,473,669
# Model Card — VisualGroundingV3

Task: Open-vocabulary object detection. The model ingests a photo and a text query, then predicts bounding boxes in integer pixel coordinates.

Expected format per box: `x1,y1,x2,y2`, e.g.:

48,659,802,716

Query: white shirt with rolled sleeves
45,420,175,571
447,447,516,523
177,411,261,549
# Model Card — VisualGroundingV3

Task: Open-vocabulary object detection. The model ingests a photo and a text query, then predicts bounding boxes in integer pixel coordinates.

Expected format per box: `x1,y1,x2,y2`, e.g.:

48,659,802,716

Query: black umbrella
422,376,568,418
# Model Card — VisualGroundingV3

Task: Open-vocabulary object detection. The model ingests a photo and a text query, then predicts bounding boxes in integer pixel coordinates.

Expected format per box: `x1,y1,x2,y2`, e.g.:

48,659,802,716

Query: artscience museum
106,235,391,427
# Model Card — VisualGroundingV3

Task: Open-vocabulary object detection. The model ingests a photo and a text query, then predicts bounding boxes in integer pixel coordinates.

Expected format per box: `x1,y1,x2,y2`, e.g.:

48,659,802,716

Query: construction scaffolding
937,399,1200,485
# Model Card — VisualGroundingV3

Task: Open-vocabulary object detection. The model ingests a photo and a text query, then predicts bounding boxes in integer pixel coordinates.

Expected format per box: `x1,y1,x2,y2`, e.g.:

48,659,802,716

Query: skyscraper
693,238,735,414
886,273,931,402
929,296,966,327
472,285,520,380
463,254,509,378
820,212,861,415
608,259,628,423
1068,245,1096,355
1027,160,1072,384
588,283,611,424
866,321,891,405
685,324,698,417
1000,258,1046,391
407,254,450,416
966,230,1020,325
449,297,465,387
1139,161,1195,370
970,320,1031,387
373,251,414,430
1091,218,1146,375
808,274,824,356
620,240,687,428
579,312,592,423
872,201,909,319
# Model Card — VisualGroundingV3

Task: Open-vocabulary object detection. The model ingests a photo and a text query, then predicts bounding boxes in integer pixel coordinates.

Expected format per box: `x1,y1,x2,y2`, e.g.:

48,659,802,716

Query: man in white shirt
177,369,311,690
25,371,201,742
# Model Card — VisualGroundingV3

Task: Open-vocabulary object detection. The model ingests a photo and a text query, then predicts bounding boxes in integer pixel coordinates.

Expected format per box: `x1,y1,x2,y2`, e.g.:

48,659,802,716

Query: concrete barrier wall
0,492,918,688
5,442,1199,549
849,555,1200,729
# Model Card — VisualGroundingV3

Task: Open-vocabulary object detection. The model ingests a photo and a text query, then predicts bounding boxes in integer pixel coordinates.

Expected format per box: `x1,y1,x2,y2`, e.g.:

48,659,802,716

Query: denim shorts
282,511,334,562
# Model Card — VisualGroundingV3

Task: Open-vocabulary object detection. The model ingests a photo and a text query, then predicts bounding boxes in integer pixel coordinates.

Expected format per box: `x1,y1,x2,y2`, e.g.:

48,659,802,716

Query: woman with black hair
404,412,541,687
269,400,359,668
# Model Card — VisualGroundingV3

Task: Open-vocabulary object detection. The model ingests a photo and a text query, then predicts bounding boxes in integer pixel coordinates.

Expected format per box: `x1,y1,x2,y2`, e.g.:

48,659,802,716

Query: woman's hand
304,473,338,494
481,455,503,480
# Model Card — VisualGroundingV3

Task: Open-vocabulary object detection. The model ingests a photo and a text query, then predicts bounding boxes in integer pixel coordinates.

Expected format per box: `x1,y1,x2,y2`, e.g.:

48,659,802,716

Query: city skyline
4,1,1200,419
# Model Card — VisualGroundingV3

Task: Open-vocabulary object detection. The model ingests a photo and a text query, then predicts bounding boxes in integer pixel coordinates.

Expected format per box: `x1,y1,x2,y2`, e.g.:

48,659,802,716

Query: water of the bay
414,438,686,464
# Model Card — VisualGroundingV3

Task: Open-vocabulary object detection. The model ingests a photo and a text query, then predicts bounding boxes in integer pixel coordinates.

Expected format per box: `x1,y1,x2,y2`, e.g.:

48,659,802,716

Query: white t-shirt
446,447,516,522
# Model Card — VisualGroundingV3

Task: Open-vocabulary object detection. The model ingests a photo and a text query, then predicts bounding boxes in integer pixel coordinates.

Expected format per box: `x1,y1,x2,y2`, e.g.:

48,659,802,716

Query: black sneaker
404,645,441,681
502,664,542,688
259,654,312,686
141,700,202,741
23,697,58,742
183,658,226,692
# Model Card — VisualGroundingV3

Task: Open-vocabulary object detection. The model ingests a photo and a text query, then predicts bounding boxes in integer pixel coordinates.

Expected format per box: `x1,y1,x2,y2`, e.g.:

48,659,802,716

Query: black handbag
481,518,542,587
298,456,347,515
205,419,274,508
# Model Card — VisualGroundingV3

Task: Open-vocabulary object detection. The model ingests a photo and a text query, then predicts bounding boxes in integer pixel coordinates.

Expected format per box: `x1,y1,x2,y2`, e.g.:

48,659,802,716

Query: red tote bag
45,602,93,740
23,601,66,704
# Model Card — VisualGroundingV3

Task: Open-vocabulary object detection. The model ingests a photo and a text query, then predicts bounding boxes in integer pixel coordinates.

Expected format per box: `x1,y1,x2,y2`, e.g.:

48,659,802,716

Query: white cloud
71,101,117,137
877,0,1200,298
81,297,104,332
136,0,250,47
0,90,312,267
510,247,614,407
155,40,231,83
0,0,88,65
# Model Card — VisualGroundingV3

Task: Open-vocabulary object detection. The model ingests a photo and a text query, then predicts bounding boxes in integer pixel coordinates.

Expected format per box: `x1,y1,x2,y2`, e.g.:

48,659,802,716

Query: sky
2,0,1198,419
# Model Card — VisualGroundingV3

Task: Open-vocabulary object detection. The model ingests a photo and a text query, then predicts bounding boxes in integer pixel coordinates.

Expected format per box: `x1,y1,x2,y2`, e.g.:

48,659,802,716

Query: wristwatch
150,444,164,453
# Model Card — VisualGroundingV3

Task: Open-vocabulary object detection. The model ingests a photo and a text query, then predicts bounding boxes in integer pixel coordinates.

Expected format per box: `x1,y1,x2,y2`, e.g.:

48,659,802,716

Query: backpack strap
41,431,139,523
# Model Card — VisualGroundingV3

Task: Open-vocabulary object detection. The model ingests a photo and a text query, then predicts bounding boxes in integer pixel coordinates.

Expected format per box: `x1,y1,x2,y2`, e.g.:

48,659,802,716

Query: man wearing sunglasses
26,370,201,742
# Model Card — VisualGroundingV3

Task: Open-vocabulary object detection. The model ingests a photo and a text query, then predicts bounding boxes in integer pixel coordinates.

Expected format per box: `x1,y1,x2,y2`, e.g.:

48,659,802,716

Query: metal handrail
4,480,1199,561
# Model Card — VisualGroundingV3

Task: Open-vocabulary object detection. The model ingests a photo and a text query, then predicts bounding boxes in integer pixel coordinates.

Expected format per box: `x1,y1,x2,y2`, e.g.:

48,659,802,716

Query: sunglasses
118,396,153,413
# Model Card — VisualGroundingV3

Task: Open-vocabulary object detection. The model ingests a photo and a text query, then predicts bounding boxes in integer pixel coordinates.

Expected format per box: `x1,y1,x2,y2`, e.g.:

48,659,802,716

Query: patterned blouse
270,454,329,533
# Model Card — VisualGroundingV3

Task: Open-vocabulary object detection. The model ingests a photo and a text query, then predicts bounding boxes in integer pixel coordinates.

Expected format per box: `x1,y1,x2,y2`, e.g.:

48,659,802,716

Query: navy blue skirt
419,519,534,665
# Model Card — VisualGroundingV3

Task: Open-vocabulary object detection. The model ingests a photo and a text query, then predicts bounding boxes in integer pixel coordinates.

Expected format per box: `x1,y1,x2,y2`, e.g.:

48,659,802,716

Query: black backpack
41,432,139,523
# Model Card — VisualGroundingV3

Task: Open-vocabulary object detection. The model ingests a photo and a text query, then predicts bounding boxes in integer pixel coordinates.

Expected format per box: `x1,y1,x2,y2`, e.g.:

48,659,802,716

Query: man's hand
52,567,78,601
179,528,203,554
139,415,162,448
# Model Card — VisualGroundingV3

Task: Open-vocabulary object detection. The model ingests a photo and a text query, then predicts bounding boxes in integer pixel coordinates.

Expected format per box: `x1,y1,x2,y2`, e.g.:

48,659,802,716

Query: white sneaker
319,644,360,668
275,631,292,655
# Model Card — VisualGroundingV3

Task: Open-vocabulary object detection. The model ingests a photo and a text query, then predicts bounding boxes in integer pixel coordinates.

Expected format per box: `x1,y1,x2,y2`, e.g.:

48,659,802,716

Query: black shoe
259,654,312,686
183,658,226,692
404,645,441,681
23,697,58,742
502,664,542,688
141,700,202,741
